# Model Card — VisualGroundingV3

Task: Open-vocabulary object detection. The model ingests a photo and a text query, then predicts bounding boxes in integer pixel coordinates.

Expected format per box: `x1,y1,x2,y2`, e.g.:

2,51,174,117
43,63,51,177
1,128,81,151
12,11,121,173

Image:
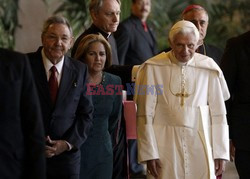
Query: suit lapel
133,17,155,50
56,56,76,106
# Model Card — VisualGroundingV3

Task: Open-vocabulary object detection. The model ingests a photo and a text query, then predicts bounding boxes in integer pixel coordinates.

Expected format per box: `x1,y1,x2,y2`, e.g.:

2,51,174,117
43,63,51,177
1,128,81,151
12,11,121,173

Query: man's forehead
184,9,208,19
47,24,71,33
100,0,120,10
174,32,197,39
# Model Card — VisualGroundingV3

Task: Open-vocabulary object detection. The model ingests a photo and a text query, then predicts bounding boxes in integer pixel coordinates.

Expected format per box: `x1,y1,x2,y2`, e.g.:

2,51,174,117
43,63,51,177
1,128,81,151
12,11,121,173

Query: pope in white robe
134,20,230,179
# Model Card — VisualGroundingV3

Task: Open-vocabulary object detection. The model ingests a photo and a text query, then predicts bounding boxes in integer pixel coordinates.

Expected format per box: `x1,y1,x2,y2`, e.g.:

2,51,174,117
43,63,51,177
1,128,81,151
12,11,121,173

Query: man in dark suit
182,4,223,64
27,16,93,179
220,31,250,179
114,0,158,65
0,48,46,179
71,0,121,65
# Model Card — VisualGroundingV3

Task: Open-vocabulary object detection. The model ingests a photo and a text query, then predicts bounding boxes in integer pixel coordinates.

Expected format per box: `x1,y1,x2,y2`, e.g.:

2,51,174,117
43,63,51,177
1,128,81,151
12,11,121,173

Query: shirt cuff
65,141,73,151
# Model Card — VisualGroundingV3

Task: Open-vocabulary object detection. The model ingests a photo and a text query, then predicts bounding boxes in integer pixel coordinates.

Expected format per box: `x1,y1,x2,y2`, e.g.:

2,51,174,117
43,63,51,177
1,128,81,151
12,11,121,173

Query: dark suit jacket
197,43,223,65
0,48,45,179
71,24,119,65
27,47,93,177
220,31,250,150
114,15,158,65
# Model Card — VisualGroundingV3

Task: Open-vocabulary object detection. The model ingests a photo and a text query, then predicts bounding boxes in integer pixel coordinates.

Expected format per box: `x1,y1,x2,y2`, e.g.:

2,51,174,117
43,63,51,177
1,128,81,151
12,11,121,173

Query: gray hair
181,5,209,21
89,0,121,13
169,20,200,43
41,15,73,36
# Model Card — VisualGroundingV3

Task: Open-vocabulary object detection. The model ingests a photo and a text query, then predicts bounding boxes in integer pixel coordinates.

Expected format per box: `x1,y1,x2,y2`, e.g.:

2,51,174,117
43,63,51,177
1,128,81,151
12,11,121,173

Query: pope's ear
194,45,199,51
193,41,199,51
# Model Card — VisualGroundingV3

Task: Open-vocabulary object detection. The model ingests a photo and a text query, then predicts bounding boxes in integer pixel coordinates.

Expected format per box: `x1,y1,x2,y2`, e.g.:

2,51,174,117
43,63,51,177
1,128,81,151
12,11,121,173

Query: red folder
123,101,137,140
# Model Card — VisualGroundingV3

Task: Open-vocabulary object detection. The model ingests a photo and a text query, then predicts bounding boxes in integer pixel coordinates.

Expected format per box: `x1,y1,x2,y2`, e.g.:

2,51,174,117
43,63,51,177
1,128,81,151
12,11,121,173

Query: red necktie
49,66,58,105
142,22,148,32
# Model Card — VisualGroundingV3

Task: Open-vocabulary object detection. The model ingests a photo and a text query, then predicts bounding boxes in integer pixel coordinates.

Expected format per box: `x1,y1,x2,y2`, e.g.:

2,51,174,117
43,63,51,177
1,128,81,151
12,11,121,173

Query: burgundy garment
48,66,58,105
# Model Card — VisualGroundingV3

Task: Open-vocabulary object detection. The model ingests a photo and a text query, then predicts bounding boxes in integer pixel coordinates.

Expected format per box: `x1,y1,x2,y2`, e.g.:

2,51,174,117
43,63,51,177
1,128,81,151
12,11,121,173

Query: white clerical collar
107,33,111,39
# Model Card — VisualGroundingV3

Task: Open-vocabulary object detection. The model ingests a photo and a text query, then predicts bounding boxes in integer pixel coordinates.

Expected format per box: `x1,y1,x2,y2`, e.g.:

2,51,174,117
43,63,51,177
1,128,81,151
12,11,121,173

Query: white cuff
65,141,73,151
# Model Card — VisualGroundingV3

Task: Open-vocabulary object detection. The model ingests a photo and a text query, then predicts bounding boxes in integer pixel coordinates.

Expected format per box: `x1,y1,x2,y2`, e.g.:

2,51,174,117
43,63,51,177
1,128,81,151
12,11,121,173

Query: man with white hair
134,20,230,179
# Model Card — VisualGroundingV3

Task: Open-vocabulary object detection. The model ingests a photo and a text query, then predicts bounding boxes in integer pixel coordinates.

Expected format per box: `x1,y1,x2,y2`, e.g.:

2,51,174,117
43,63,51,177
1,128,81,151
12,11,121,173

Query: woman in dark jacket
74,34,122,179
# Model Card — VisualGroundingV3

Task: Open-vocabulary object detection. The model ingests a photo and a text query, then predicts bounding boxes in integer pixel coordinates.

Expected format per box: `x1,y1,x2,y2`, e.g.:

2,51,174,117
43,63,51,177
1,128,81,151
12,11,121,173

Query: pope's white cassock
134,51,230,179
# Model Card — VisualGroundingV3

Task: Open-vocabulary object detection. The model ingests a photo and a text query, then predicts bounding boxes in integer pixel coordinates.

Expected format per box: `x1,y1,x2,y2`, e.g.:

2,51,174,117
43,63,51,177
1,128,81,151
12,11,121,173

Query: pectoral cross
175,88,189,107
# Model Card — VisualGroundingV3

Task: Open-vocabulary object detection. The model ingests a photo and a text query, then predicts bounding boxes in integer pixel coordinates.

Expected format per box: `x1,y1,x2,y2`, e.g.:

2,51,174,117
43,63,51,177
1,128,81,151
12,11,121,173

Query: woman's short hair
73,33,112,68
